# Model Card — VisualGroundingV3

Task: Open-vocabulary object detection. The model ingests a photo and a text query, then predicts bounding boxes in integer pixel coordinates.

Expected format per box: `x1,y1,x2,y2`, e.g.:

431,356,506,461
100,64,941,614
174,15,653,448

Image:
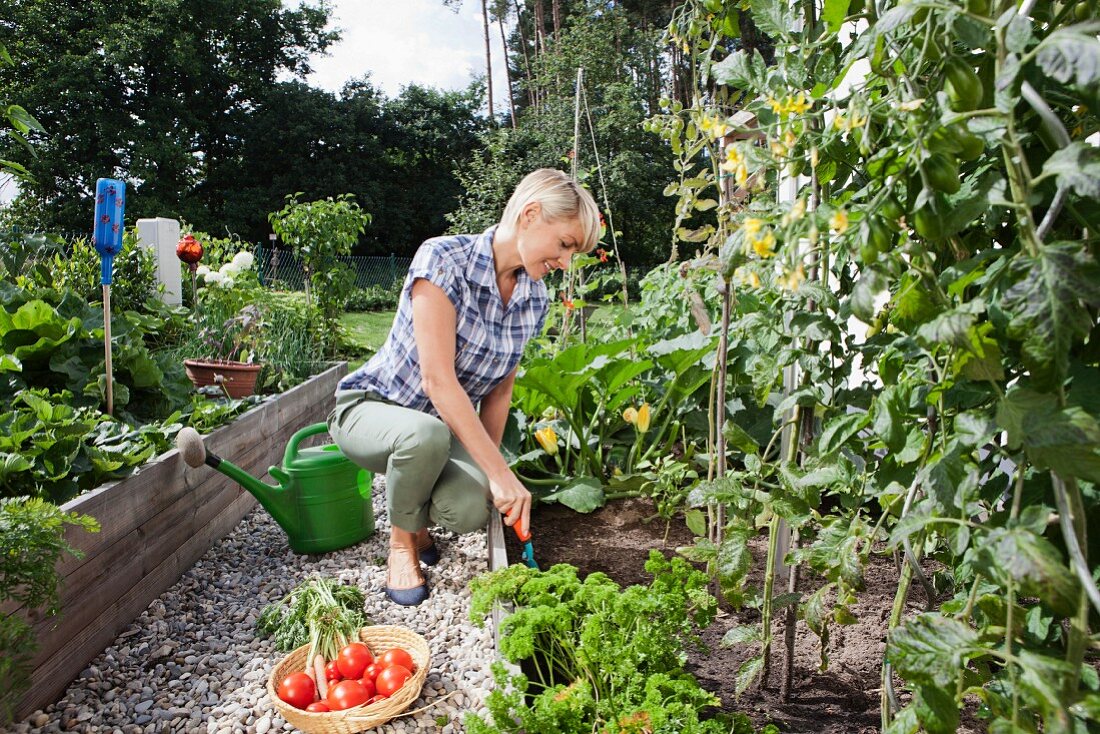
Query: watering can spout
176,427,300,535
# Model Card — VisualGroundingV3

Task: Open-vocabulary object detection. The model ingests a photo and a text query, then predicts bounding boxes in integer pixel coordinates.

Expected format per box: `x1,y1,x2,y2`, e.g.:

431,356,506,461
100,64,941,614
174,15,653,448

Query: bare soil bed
506,496,981,734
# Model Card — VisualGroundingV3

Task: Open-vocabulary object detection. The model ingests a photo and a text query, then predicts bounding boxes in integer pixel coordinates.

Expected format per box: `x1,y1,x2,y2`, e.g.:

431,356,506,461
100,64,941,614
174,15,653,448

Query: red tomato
277,672,317,710
367,694,386,705
325,660,343,682
375,664,412,697
363,662,384,682
357,674,377,699
326,679,371,711
337,642,374,680
305,702,330,713
378,647,415,672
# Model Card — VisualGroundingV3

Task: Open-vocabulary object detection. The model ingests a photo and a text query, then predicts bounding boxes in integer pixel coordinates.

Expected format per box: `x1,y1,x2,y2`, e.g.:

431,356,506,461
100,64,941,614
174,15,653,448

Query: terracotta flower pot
183,359,263,398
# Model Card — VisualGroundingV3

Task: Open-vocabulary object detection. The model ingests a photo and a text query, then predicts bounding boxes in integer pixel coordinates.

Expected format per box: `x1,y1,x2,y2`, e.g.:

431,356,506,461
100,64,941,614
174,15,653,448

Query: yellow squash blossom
534,426,559,456
636,403,651,433
623,406,638,424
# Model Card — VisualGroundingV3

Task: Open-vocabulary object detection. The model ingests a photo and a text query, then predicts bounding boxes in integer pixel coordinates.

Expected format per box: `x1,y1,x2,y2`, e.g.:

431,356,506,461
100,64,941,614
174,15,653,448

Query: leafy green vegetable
467,551,777,734
0,498,100,724
256,575,367,659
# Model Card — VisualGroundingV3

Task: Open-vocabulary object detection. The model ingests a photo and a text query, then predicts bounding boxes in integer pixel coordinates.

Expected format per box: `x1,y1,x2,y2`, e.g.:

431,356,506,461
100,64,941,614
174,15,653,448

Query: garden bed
505,497,983,734
10,362,348,722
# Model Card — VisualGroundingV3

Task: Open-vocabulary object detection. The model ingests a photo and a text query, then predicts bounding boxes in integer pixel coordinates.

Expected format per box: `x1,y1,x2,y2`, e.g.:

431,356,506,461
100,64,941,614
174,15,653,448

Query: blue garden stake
93,178,126,415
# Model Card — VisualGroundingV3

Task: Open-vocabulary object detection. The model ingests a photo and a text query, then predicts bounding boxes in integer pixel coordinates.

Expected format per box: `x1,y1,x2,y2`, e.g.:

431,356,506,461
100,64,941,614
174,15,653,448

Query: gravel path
13,479,498,733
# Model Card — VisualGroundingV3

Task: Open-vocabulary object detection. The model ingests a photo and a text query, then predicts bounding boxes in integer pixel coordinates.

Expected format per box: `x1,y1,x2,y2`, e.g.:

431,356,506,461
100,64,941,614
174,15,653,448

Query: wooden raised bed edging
13,362,348,721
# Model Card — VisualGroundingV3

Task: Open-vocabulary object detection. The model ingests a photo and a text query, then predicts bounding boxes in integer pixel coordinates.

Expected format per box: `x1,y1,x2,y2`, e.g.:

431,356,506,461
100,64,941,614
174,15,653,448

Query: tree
0,0,337,233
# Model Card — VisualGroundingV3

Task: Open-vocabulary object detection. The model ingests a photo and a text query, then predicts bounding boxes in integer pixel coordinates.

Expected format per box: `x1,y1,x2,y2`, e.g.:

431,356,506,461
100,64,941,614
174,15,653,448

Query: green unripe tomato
945,57,982,112
957,130,984,161
880,196,905,227
966,0,990,14
865,216,894,254
914,206,946,240
1075,1,1093,20
924,153,961,194
703,0,724,14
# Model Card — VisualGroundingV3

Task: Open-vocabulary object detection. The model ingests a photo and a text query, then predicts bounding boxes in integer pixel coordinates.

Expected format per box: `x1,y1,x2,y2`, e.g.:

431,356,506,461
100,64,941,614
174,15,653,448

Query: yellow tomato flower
743,218,765,236
623,406,638,424
735,163,749,187
534,426,559,456
750,229,777,258
769,140,788,157
898,98,924,111
778,263,806,292
829,209,849,234
767,95,784,115
636,403,651,433
784,130,798,149
786,92,812,115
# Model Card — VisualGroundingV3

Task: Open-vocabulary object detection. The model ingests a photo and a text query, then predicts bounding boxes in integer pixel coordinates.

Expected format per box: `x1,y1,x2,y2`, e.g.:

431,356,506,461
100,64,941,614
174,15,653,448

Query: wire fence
255,247,412,291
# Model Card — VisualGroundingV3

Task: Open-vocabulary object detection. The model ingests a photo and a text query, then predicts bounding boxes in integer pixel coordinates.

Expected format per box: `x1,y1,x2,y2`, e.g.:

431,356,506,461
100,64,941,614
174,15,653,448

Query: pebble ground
12,478,497,733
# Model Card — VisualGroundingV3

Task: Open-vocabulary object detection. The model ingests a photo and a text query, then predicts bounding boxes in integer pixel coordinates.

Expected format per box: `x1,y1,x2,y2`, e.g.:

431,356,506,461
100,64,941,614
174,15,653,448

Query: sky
305,0,510,107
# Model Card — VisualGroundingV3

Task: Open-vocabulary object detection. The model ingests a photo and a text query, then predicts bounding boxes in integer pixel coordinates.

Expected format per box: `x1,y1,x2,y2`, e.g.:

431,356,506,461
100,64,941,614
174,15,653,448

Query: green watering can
177,423,375,554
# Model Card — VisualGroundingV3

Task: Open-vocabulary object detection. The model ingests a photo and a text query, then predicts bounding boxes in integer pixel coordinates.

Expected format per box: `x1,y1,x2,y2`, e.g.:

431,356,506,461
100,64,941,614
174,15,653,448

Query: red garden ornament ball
176,233,204,270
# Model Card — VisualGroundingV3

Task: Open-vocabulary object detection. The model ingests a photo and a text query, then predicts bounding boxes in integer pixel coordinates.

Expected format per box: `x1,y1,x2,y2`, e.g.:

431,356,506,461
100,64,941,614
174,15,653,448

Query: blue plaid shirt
337,226,549,414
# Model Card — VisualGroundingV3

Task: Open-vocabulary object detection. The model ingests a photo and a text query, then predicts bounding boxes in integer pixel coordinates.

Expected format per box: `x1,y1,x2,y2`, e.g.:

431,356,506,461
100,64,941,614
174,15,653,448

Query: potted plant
184,303,265,398
182,249,267,399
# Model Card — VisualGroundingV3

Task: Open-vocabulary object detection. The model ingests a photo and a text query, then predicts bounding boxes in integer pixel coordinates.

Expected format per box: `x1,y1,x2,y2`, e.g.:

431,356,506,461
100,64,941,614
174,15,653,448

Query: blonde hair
498,168,601,253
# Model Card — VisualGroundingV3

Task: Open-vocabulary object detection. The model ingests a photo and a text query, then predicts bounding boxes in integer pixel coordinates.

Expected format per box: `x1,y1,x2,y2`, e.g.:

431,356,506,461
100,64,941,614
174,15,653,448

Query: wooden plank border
13,362,348,721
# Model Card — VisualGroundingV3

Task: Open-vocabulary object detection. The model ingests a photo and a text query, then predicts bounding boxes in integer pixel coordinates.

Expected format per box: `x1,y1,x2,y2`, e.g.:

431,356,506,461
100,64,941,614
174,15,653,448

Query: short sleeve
405,240,462,309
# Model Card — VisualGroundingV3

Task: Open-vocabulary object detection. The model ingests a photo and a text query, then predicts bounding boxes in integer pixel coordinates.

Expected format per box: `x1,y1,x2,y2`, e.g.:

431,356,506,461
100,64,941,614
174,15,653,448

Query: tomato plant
648,0,1100,730
276,672,316,710
336,642,373,680
375,665,412,698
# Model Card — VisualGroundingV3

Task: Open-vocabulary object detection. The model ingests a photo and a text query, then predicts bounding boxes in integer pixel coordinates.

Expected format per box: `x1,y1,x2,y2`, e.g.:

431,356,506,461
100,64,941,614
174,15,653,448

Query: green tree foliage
448,0,677,264
0,0,337,232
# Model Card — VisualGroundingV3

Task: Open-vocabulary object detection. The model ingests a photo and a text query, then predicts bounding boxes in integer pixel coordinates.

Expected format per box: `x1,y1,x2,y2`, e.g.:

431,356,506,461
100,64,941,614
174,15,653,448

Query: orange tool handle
509,517,531,542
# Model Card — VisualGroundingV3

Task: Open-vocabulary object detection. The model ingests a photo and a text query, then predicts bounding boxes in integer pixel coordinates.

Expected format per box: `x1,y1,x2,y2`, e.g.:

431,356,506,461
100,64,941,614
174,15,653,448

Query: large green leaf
996,387,1100,484
541,477,605,513
973,527,1080,616
819,411,869,455
1040,142,1100,200
887,613,979,687
873,384,908,453
1003,242,1100,386
1036,22,1100,89
821,0,851,33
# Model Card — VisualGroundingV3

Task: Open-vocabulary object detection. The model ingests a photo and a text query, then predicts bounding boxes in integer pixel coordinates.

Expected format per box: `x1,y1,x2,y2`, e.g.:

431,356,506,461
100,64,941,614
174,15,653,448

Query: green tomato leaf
720,623,763,646
974,527,1080,616
1003,242,1100,387
887,613,979,687
1036,23,1100,89
996,387,1100,483
1040,141,1100,200
735,654,765,696
819,411,869,456
722,420,760,455
821,0,851,33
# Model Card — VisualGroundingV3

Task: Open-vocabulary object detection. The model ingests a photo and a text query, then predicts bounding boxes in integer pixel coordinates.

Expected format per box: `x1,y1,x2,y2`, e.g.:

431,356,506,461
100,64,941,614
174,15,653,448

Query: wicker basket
266,625,431,734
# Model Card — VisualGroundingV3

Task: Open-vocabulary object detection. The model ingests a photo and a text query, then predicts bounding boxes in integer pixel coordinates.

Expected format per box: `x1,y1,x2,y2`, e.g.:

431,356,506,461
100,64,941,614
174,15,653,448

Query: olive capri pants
327,390,492,535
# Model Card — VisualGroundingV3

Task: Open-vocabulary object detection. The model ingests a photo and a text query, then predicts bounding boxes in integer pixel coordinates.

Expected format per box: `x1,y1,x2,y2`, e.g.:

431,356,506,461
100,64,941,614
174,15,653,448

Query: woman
328,169,601,605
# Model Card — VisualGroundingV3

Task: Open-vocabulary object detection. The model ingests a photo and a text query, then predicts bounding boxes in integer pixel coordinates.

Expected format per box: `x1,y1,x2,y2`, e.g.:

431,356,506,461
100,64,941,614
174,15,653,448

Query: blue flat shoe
418,541,440,567
385,582,430,606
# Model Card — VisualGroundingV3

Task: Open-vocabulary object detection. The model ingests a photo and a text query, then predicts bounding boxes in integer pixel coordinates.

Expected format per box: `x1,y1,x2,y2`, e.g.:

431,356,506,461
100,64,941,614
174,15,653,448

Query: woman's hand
489,472,531,537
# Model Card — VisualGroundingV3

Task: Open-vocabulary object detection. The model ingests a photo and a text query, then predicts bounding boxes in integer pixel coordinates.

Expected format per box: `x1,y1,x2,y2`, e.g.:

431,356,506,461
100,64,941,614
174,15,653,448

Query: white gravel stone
16,477,499,732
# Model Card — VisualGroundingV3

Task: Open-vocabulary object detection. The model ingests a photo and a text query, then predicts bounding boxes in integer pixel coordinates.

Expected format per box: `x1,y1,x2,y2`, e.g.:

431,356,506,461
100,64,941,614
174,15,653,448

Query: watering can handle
283,423,333,467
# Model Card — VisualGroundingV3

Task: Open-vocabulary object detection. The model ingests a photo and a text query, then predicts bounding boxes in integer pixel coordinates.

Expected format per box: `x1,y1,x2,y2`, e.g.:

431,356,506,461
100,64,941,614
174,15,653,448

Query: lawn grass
338,310,395,362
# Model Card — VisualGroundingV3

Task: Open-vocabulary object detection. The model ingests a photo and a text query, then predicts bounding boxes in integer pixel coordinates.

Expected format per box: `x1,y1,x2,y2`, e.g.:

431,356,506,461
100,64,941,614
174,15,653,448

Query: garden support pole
103,285,113,415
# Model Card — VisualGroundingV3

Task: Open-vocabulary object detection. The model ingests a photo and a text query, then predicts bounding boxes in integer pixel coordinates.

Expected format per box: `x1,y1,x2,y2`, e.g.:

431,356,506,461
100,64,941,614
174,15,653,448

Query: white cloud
306,0,508,108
